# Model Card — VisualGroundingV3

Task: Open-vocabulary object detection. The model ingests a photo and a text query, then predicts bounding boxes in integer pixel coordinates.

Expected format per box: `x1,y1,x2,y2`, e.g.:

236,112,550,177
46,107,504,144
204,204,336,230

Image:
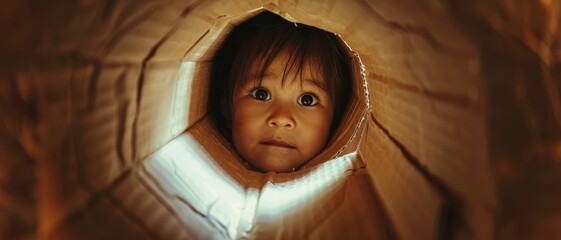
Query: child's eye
250,88,271,101
298,94,319,106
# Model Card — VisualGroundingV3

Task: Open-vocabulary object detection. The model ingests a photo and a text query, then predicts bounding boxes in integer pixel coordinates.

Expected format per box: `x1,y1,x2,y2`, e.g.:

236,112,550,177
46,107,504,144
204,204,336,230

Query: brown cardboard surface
53,195,154,240
16,1,402,238
369,62,495,238
307,172,391,239
370,79,493,202
135,61,211,161
351,2,496,238
0,74,37,239
136,116,386,239
23,65,87,237
361,119,445,240
142,117,251,239
111,170,198,239
76,64,140,190
250,156,374,239
0,0,514,239
103,1,188,64
449,2,561,238
5,0,561,239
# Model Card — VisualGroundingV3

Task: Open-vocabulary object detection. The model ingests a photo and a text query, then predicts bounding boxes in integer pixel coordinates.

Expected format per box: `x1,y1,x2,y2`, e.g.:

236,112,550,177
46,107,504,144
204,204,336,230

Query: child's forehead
245,63,327,90
247,51,325,80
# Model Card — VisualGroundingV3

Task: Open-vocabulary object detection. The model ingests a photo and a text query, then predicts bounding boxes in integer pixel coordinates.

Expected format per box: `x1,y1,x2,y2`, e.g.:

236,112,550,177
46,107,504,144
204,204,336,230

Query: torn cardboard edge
140,116,376,239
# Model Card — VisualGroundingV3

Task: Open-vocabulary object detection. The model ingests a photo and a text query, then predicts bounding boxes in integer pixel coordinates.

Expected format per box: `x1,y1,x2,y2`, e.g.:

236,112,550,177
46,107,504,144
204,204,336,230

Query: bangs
229,22,351,117
232,25,324,89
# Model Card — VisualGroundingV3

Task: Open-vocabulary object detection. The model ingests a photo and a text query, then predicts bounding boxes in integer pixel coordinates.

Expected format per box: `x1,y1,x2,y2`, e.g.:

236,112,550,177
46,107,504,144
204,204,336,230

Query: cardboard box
0,0,498,239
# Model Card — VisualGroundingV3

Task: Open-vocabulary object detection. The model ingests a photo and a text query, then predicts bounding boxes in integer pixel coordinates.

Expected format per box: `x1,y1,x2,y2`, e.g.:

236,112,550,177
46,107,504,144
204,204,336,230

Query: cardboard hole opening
204,10,370,173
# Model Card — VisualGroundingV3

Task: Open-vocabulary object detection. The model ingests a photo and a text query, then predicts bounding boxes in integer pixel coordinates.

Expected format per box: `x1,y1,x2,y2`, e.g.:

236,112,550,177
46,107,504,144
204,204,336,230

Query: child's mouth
260,139,296,149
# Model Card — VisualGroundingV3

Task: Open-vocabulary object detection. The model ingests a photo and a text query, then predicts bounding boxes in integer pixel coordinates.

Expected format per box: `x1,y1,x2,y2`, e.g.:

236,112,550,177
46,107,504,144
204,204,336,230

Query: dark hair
210,11,352,140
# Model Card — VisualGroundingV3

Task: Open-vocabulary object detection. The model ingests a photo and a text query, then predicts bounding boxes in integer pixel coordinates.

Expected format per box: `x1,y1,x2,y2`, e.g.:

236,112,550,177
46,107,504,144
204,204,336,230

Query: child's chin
251,160,302,173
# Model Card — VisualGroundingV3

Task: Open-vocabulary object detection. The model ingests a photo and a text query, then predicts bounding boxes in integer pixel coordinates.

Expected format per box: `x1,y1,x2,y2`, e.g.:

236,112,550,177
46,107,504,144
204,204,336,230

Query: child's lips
260,139,296,149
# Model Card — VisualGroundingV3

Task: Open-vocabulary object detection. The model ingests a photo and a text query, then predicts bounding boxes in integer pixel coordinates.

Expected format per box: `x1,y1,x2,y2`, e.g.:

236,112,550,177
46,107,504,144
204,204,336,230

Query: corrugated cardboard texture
136,117,388,239
0,0,473,239
4,0,560,239
0,0,478,239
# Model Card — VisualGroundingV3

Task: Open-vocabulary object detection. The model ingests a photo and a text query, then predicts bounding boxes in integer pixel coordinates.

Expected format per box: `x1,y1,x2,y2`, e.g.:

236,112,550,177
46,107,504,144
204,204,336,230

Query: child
210,12,352,173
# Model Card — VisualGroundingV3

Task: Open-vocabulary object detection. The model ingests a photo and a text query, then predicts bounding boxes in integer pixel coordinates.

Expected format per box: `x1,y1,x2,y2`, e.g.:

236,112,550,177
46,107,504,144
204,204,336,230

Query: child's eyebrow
302,78,327,92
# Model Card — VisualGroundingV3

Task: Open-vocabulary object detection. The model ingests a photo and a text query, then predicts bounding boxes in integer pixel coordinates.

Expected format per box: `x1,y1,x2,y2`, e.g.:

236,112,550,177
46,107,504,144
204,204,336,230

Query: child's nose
267,105,295,129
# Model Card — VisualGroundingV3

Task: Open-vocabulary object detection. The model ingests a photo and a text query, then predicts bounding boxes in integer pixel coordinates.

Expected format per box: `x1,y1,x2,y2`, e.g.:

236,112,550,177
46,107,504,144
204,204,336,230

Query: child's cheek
232,98,266,126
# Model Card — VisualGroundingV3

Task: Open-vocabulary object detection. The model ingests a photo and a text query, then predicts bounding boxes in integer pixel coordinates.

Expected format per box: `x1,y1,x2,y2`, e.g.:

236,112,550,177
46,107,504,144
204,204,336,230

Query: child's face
231,52,334,173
